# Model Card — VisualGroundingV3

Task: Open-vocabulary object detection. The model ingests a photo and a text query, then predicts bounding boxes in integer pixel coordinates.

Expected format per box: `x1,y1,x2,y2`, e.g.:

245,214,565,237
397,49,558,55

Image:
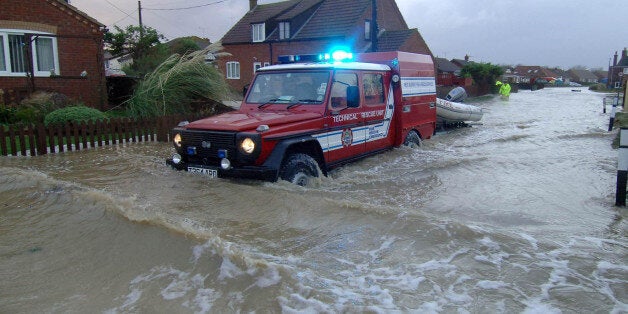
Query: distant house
434,57,465,86
513,66,558,84
0,0,107,109
593,70,608,84
501,67,523,84
451,55,471,69
218,0,433,91
104,51,131,76
608,48,628,88
547,68,571,85
568,69,598,84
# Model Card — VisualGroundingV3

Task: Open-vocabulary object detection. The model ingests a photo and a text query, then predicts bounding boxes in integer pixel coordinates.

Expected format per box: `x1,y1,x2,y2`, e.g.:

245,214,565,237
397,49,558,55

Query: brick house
513,66,558,84
0,0,106,109
608,48,628,88
434,57,461,86
218,0,432,92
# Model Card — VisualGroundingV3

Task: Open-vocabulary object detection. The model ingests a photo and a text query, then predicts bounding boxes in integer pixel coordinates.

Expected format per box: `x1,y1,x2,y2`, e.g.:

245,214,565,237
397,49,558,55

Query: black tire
404,130,422,148
279,153,320,186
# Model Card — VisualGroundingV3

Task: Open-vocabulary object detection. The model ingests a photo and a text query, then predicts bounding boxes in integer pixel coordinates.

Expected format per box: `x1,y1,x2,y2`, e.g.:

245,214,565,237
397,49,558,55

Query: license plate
188,166,218,178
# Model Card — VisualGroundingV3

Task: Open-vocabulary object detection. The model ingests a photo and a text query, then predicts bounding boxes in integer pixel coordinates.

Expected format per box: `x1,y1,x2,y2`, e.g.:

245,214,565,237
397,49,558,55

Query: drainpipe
371,0,378,52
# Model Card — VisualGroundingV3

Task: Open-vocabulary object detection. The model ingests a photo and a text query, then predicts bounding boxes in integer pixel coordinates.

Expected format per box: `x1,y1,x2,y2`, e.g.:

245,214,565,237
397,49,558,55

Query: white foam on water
182,288,219,314
518,233,539,250
476,280,509,290
254,266,282,288
522,299,562,314
218,256,245,280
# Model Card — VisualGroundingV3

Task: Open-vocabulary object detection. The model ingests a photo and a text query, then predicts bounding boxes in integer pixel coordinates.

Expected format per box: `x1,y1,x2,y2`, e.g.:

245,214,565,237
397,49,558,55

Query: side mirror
346,86,359,108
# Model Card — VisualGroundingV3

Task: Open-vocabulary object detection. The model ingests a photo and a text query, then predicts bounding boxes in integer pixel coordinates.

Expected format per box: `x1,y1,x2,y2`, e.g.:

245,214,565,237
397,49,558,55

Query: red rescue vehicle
167,50,437,185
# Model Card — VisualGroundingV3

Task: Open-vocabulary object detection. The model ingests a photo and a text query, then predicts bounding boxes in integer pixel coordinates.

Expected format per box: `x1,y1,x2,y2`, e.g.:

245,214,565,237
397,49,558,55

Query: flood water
1,88,626,313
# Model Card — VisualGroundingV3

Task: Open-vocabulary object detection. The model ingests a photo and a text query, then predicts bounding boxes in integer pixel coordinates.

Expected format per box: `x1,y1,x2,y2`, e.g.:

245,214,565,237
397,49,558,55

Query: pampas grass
127,42,231,118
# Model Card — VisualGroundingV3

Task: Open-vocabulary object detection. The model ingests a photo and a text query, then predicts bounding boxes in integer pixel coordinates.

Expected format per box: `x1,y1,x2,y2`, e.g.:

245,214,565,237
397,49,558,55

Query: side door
320,71,366,164
362,72,395,152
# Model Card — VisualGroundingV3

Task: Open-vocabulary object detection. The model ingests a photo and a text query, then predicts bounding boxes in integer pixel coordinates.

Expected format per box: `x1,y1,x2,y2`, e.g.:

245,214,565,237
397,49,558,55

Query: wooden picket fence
0,114,200,156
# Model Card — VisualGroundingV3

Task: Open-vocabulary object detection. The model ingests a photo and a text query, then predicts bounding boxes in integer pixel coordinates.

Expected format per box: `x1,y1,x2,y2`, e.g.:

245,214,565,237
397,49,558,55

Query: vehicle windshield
246,71,330,104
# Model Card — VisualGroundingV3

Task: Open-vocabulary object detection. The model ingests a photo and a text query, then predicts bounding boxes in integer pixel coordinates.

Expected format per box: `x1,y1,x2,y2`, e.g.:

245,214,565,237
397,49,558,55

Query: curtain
36,37,55,73
8,35,26,73
0,36,5,71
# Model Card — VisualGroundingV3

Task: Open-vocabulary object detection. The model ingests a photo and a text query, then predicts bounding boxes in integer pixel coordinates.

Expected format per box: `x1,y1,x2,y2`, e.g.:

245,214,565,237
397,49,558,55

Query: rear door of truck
362,71,395,152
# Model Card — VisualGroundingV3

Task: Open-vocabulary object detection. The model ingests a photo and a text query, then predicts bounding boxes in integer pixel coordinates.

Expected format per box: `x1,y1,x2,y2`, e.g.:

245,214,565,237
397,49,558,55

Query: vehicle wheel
404,130,422,148
279,153,320,186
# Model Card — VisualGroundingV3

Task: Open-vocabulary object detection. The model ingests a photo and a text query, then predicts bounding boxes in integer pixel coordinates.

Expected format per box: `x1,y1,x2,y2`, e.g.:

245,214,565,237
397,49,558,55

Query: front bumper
166,158,279,182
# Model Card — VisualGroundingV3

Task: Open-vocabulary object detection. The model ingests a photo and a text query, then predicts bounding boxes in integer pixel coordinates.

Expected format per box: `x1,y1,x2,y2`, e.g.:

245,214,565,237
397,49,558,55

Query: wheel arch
262,136,327,179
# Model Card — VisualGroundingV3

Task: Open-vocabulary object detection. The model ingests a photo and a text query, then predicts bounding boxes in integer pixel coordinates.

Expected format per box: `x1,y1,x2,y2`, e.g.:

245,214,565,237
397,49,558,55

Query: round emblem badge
341,129,353,147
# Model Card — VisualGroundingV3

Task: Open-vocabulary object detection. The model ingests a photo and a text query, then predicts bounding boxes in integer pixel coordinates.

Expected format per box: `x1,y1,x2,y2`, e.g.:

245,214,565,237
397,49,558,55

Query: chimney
613,51,618,66
249,0,257,10
464,54,469,61
623,47,628,58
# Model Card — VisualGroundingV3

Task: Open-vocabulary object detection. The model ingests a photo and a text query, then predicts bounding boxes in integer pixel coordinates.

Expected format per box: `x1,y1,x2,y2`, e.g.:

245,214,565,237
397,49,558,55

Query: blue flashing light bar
277,54,320,63
277,49,355,64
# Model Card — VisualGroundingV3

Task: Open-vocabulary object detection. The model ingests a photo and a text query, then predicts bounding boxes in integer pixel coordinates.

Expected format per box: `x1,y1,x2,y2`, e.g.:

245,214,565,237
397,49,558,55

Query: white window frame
226,61,240,79
252,23,265,42
0,29,60,77
279,22,290,40
253,62,262,73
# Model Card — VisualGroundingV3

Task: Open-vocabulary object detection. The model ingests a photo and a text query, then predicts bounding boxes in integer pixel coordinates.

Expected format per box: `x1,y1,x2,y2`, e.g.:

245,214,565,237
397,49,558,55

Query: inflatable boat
435,98,484,123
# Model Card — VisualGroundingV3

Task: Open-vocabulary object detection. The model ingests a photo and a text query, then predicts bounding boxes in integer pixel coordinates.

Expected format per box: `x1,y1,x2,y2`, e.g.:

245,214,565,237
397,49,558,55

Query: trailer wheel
404,130,422,148
279,153,320,186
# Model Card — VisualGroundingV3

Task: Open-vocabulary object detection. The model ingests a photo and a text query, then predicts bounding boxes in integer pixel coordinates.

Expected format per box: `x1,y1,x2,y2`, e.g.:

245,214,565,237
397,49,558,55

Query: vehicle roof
257,62,391,72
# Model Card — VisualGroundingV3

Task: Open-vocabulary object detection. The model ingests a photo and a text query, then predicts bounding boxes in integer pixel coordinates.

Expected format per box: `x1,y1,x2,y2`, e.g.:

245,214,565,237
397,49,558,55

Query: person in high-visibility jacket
499,82,511,100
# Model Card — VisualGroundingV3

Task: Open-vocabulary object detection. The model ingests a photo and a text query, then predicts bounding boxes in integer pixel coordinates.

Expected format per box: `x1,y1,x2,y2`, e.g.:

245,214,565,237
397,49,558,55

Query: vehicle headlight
240,137,255,154
174,133,182,147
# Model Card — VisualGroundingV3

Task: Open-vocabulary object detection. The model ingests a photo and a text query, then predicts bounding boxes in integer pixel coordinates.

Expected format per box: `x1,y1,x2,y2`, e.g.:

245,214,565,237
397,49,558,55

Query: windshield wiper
258,99,280,109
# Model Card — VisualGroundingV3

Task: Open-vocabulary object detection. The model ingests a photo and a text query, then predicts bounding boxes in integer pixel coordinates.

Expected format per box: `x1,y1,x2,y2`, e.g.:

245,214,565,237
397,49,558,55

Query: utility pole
138,1,143,38
371,0,378,52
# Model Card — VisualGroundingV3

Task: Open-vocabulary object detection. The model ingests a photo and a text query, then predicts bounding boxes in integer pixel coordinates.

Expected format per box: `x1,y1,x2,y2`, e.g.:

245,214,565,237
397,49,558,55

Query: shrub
589,84,603,91
14,108,39,124
18,91,73,123
0,106,18,125
127,43,231,118
44,106,108,126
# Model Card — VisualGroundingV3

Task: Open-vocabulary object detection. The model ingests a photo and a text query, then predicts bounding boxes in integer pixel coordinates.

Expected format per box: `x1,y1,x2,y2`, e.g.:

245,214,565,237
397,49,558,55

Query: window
0,35,5,71
264,62,270,67
365,20,371,40
0,31,59,76
253,62,261,73
226,61,240,79
279,22,290,40
252,23,265,42
363,73,383,105
330,72,358,108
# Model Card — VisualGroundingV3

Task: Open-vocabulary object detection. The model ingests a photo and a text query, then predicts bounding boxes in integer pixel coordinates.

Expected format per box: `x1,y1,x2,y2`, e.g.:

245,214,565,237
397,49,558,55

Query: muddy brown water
1,88,626,313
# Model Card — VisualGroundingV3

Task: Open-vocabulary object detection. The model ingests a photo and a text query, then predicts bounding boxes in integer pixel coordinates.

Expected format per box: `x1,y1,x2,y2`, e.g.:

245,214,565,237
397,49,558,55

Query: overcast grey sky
71,0,627,69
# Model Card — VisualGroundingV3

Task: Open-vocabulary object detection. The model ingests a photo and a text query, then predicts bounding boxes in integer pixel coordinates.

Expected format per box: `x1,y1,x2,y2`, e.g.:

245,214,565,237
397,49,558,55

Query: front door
320,71,366,164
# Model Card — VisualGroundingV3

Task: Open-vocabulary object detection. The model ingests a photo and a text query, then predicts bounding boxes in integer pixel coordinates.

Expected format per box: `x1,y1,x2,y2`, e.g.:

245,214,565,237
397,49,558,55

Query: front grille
181,130,236,166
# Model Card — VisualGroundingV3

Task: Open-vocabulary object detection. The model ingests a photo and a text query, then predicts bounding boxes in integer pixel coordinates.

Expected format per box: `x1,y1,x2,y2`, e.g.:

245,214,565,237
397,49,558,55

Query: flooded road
1,88,626,313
